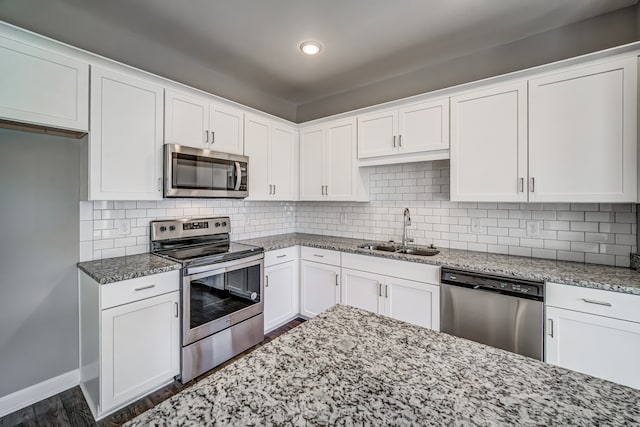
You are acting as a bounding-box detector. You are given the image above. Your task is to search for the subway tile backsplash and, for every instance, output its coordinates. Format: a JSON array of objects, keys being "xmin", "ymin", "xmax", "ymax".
[{"xmin": 80, "ymin": 160, "xmax": 637, "ymax": 267}]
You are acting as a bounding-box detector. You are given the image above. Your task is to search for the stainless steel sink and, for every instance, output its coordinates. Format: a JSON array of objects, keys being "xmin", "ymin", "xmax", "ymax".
[
  {"xmin": 396, "ymin": 247, "xmax": 440, "ymax": 256},
  {"xmin": 358, "ymin": 243, "xmax": 439, "ymax": 256}
]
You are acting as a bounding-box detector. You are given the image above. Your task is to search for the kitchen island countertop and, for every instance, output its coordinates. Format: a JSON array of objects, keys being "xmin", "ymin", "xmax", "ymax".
[
  {"xmin": 239, "ymin": 233, "xmax": 640, "ymax": 295},
  {"xmin": 125, "ymin": 304, "xmax": 640, "ymax": 426}
]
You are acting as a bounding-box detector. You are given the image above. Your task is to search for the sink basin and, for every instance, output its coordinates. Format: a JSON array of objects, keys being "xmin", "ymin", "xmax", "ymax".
[
  {"xmin": 358, "ymin": 243, "xmax": 397, "ymax": 252},
  {"xmin": 396, "ymin": 247, "xmax": 440, "ymax": 256}
]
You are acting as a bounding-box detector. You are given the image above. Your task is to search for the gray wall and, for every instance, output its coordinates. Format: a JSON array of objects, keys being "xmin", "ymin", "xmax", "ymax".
[
  {"xmin": 0, "ymin": 129, "xmax": 81, "ymax": 398},
  {"xmin": 297, "ymin": 4, "xmax": 640, "ymax": 122}
]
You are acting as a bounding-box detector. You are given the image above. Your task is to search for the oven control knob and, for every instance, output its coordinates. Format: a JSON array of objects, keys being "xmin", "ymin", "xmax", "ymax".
[
  {"xmin": 159, "ymin": 226, "xmax": 167, "ymax": 232},
  {"xmin": 222, "ymin": 221, "xmax": 227, "ymax": 226},
  {"xmin": 169, "ymin": 226, "xmax": 176, "ymax": 231},
  {"xmin": 215, "ymin": 222, "xmax": 221, "ymax": 227}
]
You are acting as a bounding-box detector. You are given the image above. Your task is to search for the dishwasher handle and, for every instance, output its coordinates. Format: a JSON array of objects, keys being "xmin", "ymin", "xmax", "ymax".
[{"xmin": 441, "ymin": 269, "xmax": 544, "ymax": 301}]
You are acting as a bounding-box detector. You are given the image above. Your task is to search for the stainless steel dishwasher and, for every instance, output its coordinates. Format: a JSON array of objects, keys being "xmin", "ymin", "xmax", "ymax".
[{"xmin": 440, "ymin": 269, "xmax": 544, "ymax": 360}]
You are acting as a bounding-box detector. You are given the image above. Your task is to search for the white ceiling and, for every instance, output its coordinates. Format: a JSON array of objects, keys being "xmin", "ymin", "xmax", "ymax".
[{"xmin": 1, "ymin": 0, "xmax": 637, "ymax": 112}]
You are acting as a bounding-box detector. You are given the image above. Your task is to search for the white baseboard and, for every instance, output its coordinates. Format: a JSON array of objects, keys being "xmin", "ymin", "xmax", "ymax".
[{"xmin": 0, "ymin": 369, "xmax": 80, "ymax": 418}]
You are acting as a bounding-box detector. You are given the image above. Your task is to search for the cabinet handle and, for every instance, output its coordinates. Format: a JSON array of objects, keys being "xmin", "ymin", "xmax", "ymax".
[
  {"xmin": 174, "ymin": 302, "xmax": 179, "ymax": 318},
  {"xmin": 205, "ymin": 130, "xmax": 209, "ymax": 143},
  {"xmin": 385, "ymin": 284, "xmax": 389, "ymax": 298},
  {"xmin": 157, "ymin": 177, "xmax": 162, "ymax": 192},
  {"xmin": 325, "ymin": 185, "xmax": 328, "ymax": 196},
  {"xmin": 393, "ymin": 135, "xmax": 397, "ymax": 148},
  {"xmin": 335, "ymin": 274, "xmax": 339, "ymax": 287},
  {"xmin": 378, "ymin": 283, "xmax": 382, "ymax": 297},
  {"xmin": 134, "ymin": 284, "xmax": 155, "ymax": 291},
  {"xmin": 211, "ymin": 130, "xmax": 215, "ymax": 144},
  {"xmin": 398, "ymin": 134, "xmax": 402, "ymax": 147},
  {"xmin": 518, "ymin": 177, "xmax": 524, "ymax": 193},
  {"xmin": 529, "ymin": 177, "xmax": 535, "ymax": 192},
  {"xmin": 547, "ymin": 318, "xmax": 553, "ymax": 337},
  {"xmin": 313, "ymin": 254, "xmax": 324, "ymax": 258},
  {"xmin": 268, "ymin": 184, "xmax": 272, "ymax": 194},
  {"xmin": 276, "ymin": 254, "xmax": 287, "ymax": 259},
  {"xmin": 581, "ymin": 298, "xmax": 612, "ymax": 307},
  {"xmin": 273, "ymin": 184, "xmax": 276, "ymax": 195},
  {"xmin": 265, "ymin": 275, "xmax": 269, "ymax": 287}
]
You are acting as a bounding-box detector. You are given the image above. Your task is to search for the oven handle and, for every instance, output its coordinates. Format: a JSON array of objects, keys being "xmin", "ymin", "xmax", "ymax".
[
  {"xmin": 185, "ymin": 253, "xmax": 264, "ymax": 277},
  {"xmin": 234, "ymin": 161, "xmax": 242, "ymax": 191}
]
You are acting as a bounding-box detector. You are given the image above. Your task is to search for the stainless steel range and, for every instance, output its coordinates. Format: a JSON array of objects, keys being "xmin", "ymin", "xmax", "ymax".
[{"xmin": 150, "ymin": 217, "xmax": 264, "ymax": 383}]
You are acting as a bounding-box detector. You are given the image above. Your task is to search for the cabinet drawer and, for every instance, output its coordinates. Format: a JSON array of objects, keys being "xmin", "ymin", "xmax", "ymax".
[
  {"xmin": 300, "ymin": 247, "xmax": 341, "ymax": 266},
  {"xmin": 265, "ymin": 246, "xmax": 298, "ymax": 267},
  {"xmin": 101, "ymin": 270, "xmax": 180, "ymax": 309},
  {"xmin": 342, "ymin": 252, "xmax": 440, "ymax": 284},
  {"xmin": 546, "ymin": 282, "xmax": 640, "ymax": 323}
]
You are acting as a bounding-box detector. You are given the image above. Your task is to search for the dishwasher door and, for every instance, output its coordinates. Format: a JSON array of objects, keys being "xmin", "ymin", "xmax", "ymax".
[{"xmin": 440, "ymin": 283, "xmax": 544, "ymax": 360}]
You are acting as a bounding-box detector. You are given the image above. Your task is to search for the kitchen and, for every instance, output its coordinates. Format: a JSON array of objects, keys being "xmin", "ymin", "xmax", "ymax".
[{"xmin": 1, "ymin": 0, "xmax": 640, "ymax": 425}]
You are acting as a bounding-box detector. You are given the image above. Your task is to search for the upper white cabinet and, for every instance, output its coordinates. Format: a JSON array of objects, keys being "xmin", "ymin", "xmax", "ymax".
[
  {"xmin": 300, "ymin": 118, "xmax": 368, "ymax": 201},
  {"xmin": 528, "ymin": 57, "xmax": 637, "ymax": 202},
  {"xmin": 89, "ymin": 66, "xmax": 164, "ymax": 200},
  {"xmin": 357, "ymin": 98, "xmax": 449, "ymax": 166},
  {"xmin": 450, "ymin": 81, "xmax": 528, "ymax": 202},
  {"xmin": 165, "ymin": 89, "xmax": 244, "ymax": 155},
  {"xmin": 0, "ymin": 35, "xmax": 88, "ymax": 131},
  {"xmin": 244, "ymin": 114, "xmax": 298, "ymax": 200}
]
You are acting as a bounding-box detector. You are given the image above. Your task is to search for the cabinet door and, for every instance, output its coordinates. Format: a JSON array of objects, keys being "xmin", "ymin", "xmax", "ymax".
[
  {"xmin": 270, "ymin": 124, "xmax": 297, "ymax": 200},
  {"xmin": 546, "ymin": 306, "xmax": 640, "ymax": 389},
  {"xmin": 357, "ymin": 108, "xmax": 398, "ymax": 159},
  {"xmin": 264, "ymin": 261, "xmax": 298, "ymax": 332},
  {"xmin": 384, "ymin": 277, "xmax": 440, "ymax": 330},
  {"xmin": 325, "ymin": 118, "xmax": 357, "ymax": 201},
  {"xmin": 299, "ymin": 126, "xmax": 325, "ymax": 200},
  {"xmin": 341, "ymin": 268, "xmax": 383, "ymax": 315},
  {"xmin": 0, "ymin": 35, "xmax": 89, "ymax": 131},
  {"xmin": 300, "ymin": 261, "xmax": 340, "ymax": 318},
  {"xmin": 210, "ymin": 103, "xmax": 244, "ymax": 155},
  {"xmin": 164, "ymin": 89, "xmax": 209, "ymax": 148},
  {"xmin": 244, "ymin": 114, "xmax": 271, "ymax": 200},
  {"xmin": 398, "ymin": 98, "xmax": 449, "ymax": 154},
  {"xmin": 450, "ymin": 81, "xmax": 528, "ymax": 202},
  {"xmin": 529, "ymin": 58, "xmax": 637, "ymax": 202},
  {"xmin": 101, "ymin": 291, "xmax": 180, "ymax": 412},
  {"xmin": 90, "ymin": 66, "xmax": 163, "ymax": 200}
]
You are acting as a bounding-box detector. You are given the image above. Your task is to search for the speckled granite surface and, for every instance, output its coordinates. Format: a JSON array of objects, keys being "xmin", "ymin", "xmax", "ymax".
[
  {"xmin": 239, "ymin": 233, "xmax": 640, "ymax": 295},
  {"xmin": 77, "ymin": 254, "xmax": 181, "ymax": 284},
  {"xmin": 125, "ymin": 305, "xmax": 640, "ymax": 426}
]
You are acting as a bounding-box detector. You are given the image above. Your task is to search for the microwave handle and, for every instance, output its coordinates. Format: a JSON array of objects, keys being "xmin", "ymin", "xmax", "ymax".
[{"xmin": 234, "ymin": 162, "xmax": 242, "ymax": 191}]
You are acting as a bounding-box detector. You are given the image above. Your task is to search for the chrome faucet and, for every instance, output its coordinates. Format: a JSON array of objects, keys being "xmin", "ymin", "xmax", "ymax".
[{"xmin": 402, "ymin": 208, "xmax": 414, "ymax": 248}]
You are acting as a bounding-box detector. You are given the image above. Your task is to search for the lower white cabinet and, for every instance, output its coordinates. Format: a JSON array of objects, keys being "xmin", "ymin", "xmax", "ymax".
[
  {"xmin": 342, "ymin": 267, "xmax": 440, "ymax": 330},
  {"xmin": 545, "ymin": 283, "xmax": 640, "ymax": 389},
  {"xmin": 79, "ymin": 270, "xmax": 180, "ymax": 419},
  {"xmin": 264, "ymin": 247, "xmax": 299, "ymax": 332},
  {"xmin": 300, "ymin": 260, "xmax": 341, "ymax": 318}
]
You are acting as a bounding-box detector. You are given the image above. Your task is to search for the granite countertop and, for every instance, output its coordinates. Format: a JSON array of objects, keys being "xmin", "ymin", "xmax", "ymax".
[
  {"xmin": 125, "ymin": 304, "xmax": 640, "ymax": 426},
  {"xmin": 77, "ymin": 253, "xmax": 181, "ymax": 285},
  {"xmin": 239, "ymin": 233, "xmax": 640, "ymax": 295}
]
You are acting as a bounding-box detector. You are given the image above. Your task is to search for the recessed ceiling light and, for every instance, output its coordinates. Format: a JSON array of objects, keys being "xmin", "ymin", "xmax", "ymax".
[{"xmin": 300, "ymin": 41, "xmax": 322, "ymax": 56}]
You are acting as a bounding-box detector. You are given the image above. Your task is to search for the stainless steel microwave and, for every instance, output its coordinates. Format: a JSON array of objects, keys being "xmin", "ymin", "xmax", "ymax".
[{"xmin": 164, "ymin": 144, "xmax": 248, "ymax": 198}]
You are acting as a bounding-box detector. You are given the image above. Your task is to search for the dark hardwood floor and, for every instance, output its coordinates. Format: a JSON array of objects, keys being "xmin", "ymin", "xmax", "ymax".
[{"xmin": 0, "ymin": 318, "xmax": 305, "ymax": 427}]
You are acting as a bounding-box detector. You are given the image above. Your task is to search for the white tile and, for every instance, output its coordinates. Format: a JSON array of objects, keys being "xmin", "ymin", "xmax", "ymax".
[
  {"xmin": 79, "ymin": 221, "xmax": 93, "ymax": 242},
  {"xmin": 79, "ymin": 202, "xmax": 93, "ymax": 220}
]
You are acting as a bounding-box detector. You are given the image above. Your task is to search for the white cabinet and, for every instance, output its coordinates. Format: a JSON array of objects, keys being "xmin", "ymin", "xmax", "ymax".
[
  {"xmin": 101, "ymin": 291, "xmax": 180, "ymax": 411},
  {"xmin": 89, "ymin": 66, "xmax": 164, "ymax": 200},
  {"xmin": 357, "ymin": 98, "xmax": 449, "ymax": 165},
  {"xmin": 0, "ymin": 34, "xmax": 89, "ymax": 131},
  {"xmin": 79, "ymin": 270, "xmax": 180, "ymax": 419},
  {"xmin": 300, "ymin": 248, "xmax": 341, "ymax": 318},
  {"xmin": 545, "ymin": 282, "xmax": 640, "ymax": 389},
  {"xmin": 450, "ymin": 81, "xmax": 528, "ymax": 202},
  {"xmin": 341, "ymin": 266, "xmax": 440, "ymax": 330},
  {"xmin": 299, "ymin": 118, "xmax": 368, "ymax": 201},
  {"xmin": 528, "ymin": 57, "xmax": 637, "ymax": 202},
  {"xmin": 244, "ymin": 114, "xmax": 298, "ymax": 200},
  {"xmin": 165, "ymin": 89, "xmax": 244, "ymax": 155},
  {"xmin": 264, "ymin": 247, "xmax": 299, "ymax": 332}
]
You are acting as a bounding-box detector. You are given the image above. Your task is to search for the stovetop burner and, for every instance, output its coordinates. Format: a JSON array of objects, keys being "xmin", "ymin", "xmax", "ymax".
[{"xmin": 155, "ymin": 241, "xmax": 262, "ymax": 265}]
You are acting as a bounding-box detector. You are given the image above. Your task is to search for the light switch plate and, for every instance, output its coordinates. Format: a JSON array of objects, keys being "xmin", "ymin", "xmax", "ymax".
[
  {"xmin": 526, "ymin": 220, "xmax": 542, "ymax": 237},
  {"xmin": 117, "ymin": 219, "xmax": 131, "ymax": 236},
  {"xmin": 470, "ymin": 218, "xmax": 481, "ymax": 234}
]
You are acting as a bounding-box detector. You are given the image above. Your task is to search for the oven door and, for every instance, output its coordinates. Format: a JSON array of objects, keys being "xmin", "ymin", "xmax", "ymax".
[
  {"xmin": 183, "ymin": 254, "xmax": 263, "ymax": 345},
  {"xmin": 165, "ymin": 143, "xmax": 248, "ymax": 198}
]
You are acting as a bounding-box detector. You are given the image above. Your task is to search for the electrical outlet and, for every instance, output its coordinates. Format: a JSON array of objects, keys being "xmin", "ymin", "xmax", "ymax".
[
  {"xmin": 526, "ymin": 220, "xmax": 542, "ymax": 237},
  {"xmin": 470, "ymin": 218, "xmax": 481, "ymax": 234},
  {"xmin": 340, "ymin": 213, "xmax": 348, "ymax": 225},
  {"xmin": 117, "ymin": 219, "xmax": 131, "ymax": 236}
]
